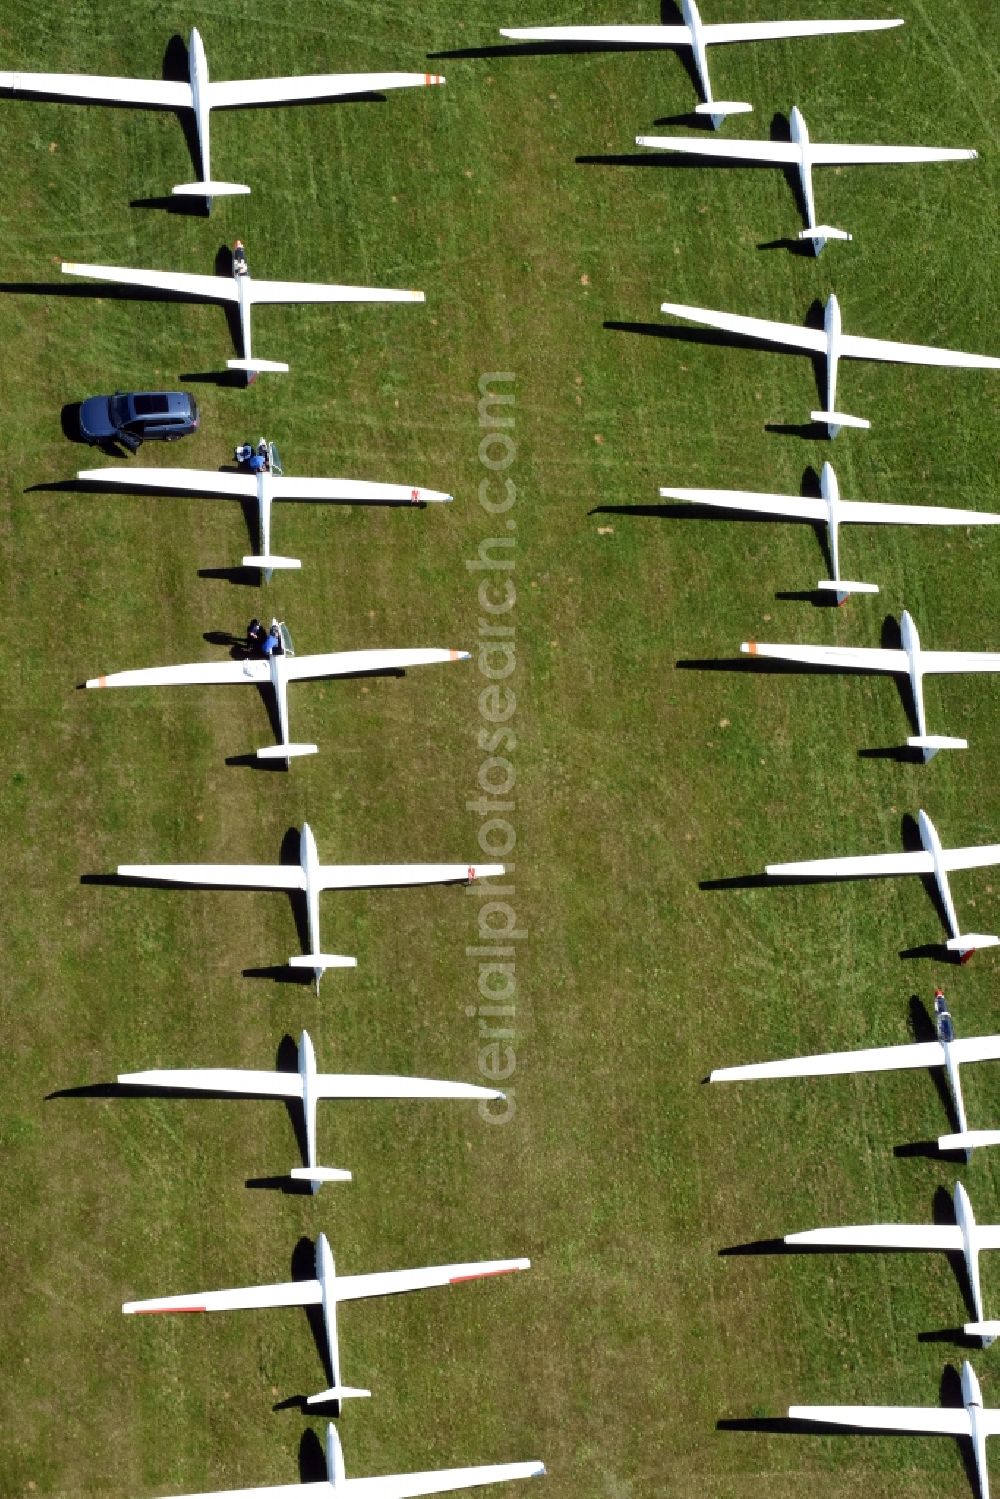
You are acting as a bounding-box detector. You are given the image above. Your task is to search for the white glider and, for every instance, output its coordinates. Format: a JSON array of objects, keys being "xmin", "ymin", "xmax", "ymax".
[
  {"xmin": 765, "ymin": 809, "xmax": 1000, "ymax": 961},
  {"xmin": 789, "ymin": 1361, "xmax": 996, "ymax": 1499},
  {"xmin": 660, "ymin": 460, "xmax": 1000, "ymax": 603},
  {"xmin": 660, "ymin": 292, "xmax": 1000, "ymax": 436},
  {"xmin": 742, "ymin": 609, "xmax": 1000, "ymax": 761},
  {"xmin": 116, "ymin": 822, "xmax": 503, "ymax": 990},
  {"xmin": 87, "ymin": 623, "xmax": 469, "ymax": 766},
  {"xmin": 124, "ymin": 1232, "xmax": 529, "ymax": 1407},
  {"xmin": 61, "ymin": 242, "xmax": 424, "ymax": 381},
  {"xmin": 501, "ymin": 0, "xmax": 900, "ymax": 129},
  {"xmin": 710, "ymin": 989, "xmax": 1000, "ymax": 1160},
  {"xmin": 137, "ymin": 1420, "xmax": 543, "ymax": 1499},
  {"xmin": 77, "ymin": 439, "xmax": 452, "ymax": 581},
  {"xmin": 0, "ymin": 28, "xmax": 443, "ymax": 205},
  {"xmin": 786, "ymin": 1182, "xmax": 1000, "ymax": 1345},
  {"xmin": 637, "ymin": 105, "xmax": 976, "ymax": 253},
  {"xmin": 118, "ymin": 1029, "xmax": 503, "ymax": 1193}
]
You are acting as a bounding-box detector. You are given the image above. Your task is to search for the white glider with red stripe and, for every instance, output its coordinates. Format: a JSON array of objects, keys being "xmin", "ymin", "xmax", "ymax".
[
  {"xmin": 502, "ymin": 0, "xmax": 900, "ymax": 129},
  {"xmin": 742, "ymin": 609, "xmax": 1000, "ymax": 760},
  {"xmin": 124, "ymin": 1232, "xmax": 529, "ymax": 1407},
  {"xmin": 75, "ymin": 457, "xmax": 451, "ymax": 581},
  {"xmin": 1, "ymin": 28, "xmax": 443, "ymax": 205},
  {"xmin": 87, "ymin": 640, "xmax": 469, "ymax": 765},
  {"xmin": 118, "ymin": 1030, "xmax": 504, "ymax": 1193},
  {"xmin": 116, "ymin": 822, "xmax": 503, "ymax": 990}
]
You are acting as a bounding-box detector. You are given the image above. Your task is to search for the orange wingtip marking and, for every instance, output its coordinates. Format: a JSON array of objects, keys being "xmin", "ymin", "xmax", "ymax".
[
  {"xmin": 133, "ymin": 1306, "xmax": 207, "ymax": 1314},
  {"xmin": 449, "ymin": 1268, "xmax": 521, "ymax": 1284},
  {"xmin": 747, "ymin": 642, "xmax": 757, "ymax": 657},
  {"xmin": 449, "ymin": 649, "xmax": 461, "ymax": 660},
  {"xmin": 98, "ymin": 675, "xmax": 108, "ymax": 687},
  {"xmin": 426, "ymin": 73, "xmax": 445, "ymax": 85}
]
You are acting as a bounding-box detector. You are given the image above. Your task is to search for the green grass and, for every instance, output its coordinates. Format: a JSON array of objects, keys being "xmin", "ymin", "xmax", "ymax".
[{"xmin": 0, "ymin": 1, "xmax": 998, "ymax": 1496}]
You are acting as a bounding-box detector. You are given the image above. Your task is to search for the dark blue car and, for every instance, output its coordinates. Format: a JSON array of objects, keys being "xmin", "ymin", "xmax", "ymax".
[{"xmin": 78, "ymin": 391, "xmax": 200, "ymax": 450}]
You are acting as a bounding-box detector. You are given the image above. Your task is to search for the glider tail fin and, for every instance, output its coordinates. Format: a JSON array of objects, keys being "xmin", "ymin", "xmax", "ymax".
[
  {"xmin": 289, "ymin": 953, "xmax": 358, "ymax": 995},
  {"xmin": 816, "ymin": 579, "xmax": 880, "ymax": 606},
  {"xmin": 289, "ymin": 1166, "xmax": 353, "ymax": 1192},
  {"xmin": 256, "ymin": 744, "xmax": 319, "ymax": 762},
  {"xmin": 305, "ymin": 1384, "xmax": 372, "ymax": 1409},
  {"xmin": 964, "ymin": 1321, "xmax": 1000, "ymax": 1345},
  {"xmin": 907, "ymin": 734, "xmax": 968, "ymax": 762},
  {"xmin": 940, "ymin": 1128, "xmax": 1000, "ymax": 1153},
  {"xmin": 810, "ymin": 409, "xmax": 872, "ymax": 438},
  {"xmin": 289, "ymin": 954, "xmax": 358, "ymax": 970},
  {"xmin": 227, "ymin": 358, "xmax": 290, "ymax": 374},
  {"xmin": 172, "ymin": 180, "xmax": 251, "ymax": 199},
  {"xmin": 242, "ymin": 554, "xmax": 302, "ymax": 578},
  {"xmin": 798, "ymin": 225, "xmax": 852, "ymax": 256},
  {"xmin": 945, "ymin": 934, "xmax": 1000, "ymax": 962},
  {"xmin": 694, "ymin": 100, "xmax": 752, "ymax": 128}
]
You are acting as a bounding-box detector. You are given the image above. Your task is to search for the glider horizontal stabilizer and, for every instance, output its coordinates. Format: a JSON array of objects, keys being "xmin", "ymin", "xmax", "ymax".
[
  {"xmin": 256, "ymin": 744, "xmax": 318, "ymax": 761},
  {"xmin": 227, "ymin": 357, "xmax": 290, "ymax": 374},
  {"xmin": 242, "ymin": 554, "xmax": 302, "ymax": 572},
  {"xmin": 811, "ymin": 408, "xmax": 871, "ymax": 430},
  {"xmin": 306, "ymin": 1383, "xmax": 371, "ymax": 1406},
  {"xmin": 945, "ymin": 934, "xmax": 1000, "ymax": 953},
  {"xmin": 287, "ymin": 953, "xmax": 357, "ymax": 970},
  {"xmin": 816, "ymin": 579, "xmax": 879, "ymax": 595},
  {"xmin": 172, "ymin": 180, "xmax": 250, "ymax": 198},
  {"xmin": 908, "ymin": 735, "xmax": 968, "ymax": 753},
  {"xmin": 799, "ymin": 226, "xmax": 852, "ymax": 243},
  {"xmin": 289, "ymin": 1166, "xmax": 353, "ymax": 1185},
  {"xmin": 940, "ymin": 1131, "xmax": 1000, "ymax": 1151}
]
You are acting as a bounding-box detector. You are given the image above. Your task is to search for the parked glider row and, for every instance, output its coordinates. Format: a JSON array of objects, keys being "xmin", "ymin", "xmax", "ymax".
[
  {"xmin": 6, "ymin": 28, "xmax": 543, "ymax": 1499},
  {"xmin": 3, "ymin": 33, "xmax": 439, "ymax": 380},
  {"xmin": 505, "ymin": 5, "xmax": 997, "ymax": 431},
  {"xmin": 499, "ymin": 10, "xmax": 1000, "ymax": 1494},
  {"xmin": 508, "ymin": 3, "xmax": 978, "ymax": 254},
  {"xmin": 713, "ymin": 995, "xmax": 1000, "ymax": 1497}
]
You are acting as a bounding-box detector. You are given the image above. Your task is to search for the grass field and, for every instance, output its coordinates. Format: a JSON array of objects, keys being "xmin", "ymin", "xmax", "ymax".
[{"xmin": 0, "ymin": 2, "xmax": 998, "ymax": 1496}]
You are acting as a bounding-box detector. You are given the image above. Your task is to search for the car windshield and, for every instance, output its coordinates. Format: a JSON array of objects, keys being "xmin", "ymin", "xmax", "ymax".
[{"xmin": 109, "ymin": 394, "xmax": 130, "ymax": 427}]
